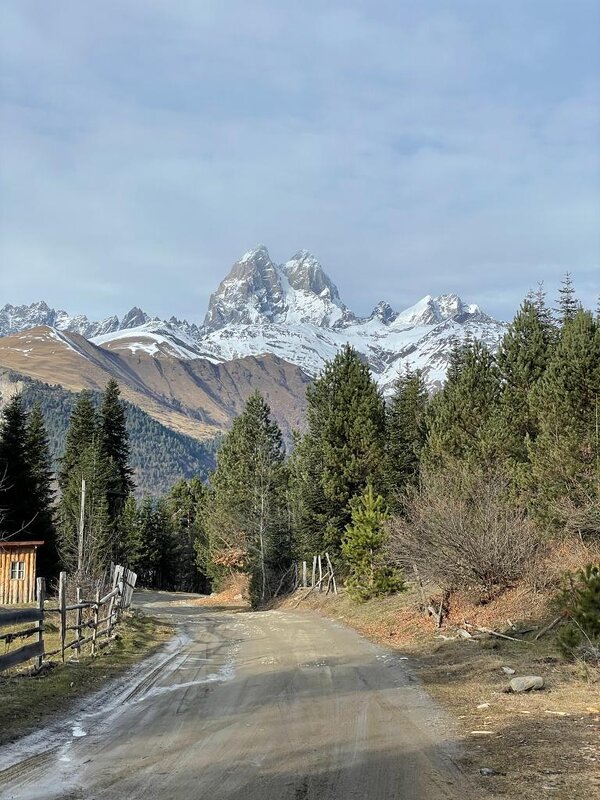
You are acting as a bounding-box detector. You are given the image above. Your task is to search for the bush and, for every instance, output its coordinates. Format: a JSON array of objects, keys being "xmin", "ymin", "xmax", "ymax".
[
  {"xmin": 557, "ymin": 564, "xmax": 600, "ymax": 664},
  {"xmin": 387, "ymin": 467, "xmax": 541, "ymax": 596}
]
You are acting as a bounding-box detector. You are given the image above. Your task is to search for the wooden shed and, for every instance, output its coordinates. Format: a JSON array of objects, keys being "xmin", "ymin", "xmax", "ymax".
[{"xmin": 0, "ymin": 541, "xmax": 44, "ymax": 604}]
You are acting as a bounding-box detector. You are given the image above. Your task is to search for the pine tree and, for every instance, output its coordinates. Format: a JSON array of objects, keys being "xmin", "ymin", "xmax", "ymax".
[
  {"xmin": 493, "ymin": 299, "xmax": 554, "ymax": 468},
  {"xmin": 295, "ymin": 345, "xmax": 387, "ymax": 559},
  {"xmin": 58, "ymin": 390, "xmax": 98, "ymax": 488},
  {"xmin": 423, "ymin": 339, "xmax": 501, "ymax": 469},
  {"xmin": 0, "ymin": 395, "xmax": 36, "ymax": 539},
  {"xmin": 166, "ymin": 477, "xmax": 208, "ymax": 592},
  {"xmin": 385, "ymin": 367, "xmax": 428, "ymax": 506},
  {"xmin": 57, "ymin": 391, "xmax": 114, "ymax": 576},
  {"xmin": 528, "ymin": 309, "xmax": 600, "ymax": 530},
  {"xmin": 556, "ymin": 272, "xmax": 580, "ymax": 325},
  {"xmin": 203, "ymin": 391, "xmax": 289, "ymax": 605},
  {"xmin": 341, "ymin": 484, "xmax": 403, "ymax": 601},
  {"xmin": 57, "ymin": 440, "xmax": 113, "ymax": 576},
  {"xmin": 25, "ymin": 403, "xmax": 59, "ymax": 577},
  {"xmin": 99, "ymin": 379, "xmax": 134, "ymax": 519}
]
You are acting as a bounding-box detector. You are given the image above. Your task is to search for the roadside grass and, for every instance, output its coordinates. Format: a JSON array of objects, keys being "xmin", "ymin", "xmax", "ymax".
[
  {"xmin": 283, "ymin": 585, "xmax": 600, "ymax": 799},
  {"xmin": 0, "ymin": 610, "xmax": 172, "ymax": 746}
]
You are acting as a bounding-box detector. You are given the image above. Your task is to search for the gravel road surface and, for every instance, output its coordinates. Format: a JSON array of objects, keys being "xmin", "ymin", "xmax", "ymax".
[{"xmin": 0, "ymin": 592, "xmax": 480, "ymax": 799}]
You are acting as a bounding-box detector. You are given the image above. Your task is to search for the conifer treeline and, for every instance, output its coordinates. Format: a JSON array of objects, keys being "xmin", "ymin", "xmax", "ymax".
[
  {"xmin": 1, "ymin": 276, "xmax": 597, "ymax": 603},
  {"xmin": 190, "ymin": 277, "xmax": 599, "ymax": 605}
]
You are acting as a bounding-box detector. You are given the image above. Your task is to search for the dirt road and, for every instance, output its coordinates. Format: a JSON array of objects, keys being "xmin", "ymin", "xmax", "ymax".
[{"xmin": 0, "ymin": 592, "xmax": 480, "ymax": 799}]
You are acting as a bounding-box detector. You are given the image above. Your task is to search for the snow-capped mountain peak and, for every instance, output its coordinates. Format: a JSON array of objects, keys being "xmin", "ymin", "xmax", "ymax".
[
  {"xmin": 203, "ymin": 246, "xmax": 353, "ymax": 330},
  {"xmin": 392, "ymin": 293, "xmax": 481, "ymax": 328},
  {"xmin": 0, "ymin": 246, "xmax": 508, "ymax": 391}
]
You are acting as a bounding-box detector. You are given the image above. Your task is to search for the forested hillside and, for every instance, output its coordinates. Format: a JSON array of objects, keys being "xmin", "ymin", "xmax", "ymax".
[{"xmin": 1, "ymin": 374, "xmax": 218, "ymax": 495}]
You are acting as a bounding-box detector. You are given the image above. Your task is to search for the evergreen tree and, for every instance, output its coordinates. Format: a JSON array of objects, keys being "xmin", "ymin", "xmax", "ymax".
[
  {"xmin": 423, "ymin": 339, "xmax": 501, "ymax": 469},
  {"xmin": 0, "ymin": 395, "xmax": 36, "ymax": 539},
  {"xmin": 385, "ymin": 367, "xmax": 428, "ymax": 505},
  {"xmin": 555, "ymin": 272, "xmax": 580, "ymax": 325},
  {"xmin": 493, "ymin": 299, "xmax": 554, "ymax": 468},
  {"xmin": 25, "ymin": 403, "xmax": 59, "ymax": 577},
  {"xmin": 99, "ymin": 379, "xmax": 134, "ymax": 519},
  {"xmin": 341, "ymin": 484, "xmax": 403, "ymax": 601},
  {"xmin": 131, "ymin": 497, "xmax": 173, "ymax": 589},
  {"xmin": 294, "ymin": 345, "xmax": 386, "ymax": 559},
  {"xmin": 58, "ymin": 390, "xmax": 98, "ymax": 488},
  {"xmin": 528, "ymin": 309, "xmax": 600, "ymax": 531},
  {"xmin": 57, "ymin": 390, "xmax": 114, "ymax": 576},
  {"xmin": 203, "ymin": 391, "xmax": 289, "ymax": 605},
  {"xmin": 57, "ymin": 440, "xmax": 113, "ymax": 576},
  {"xmin": 166, "ymin": 477, "xmax": 209, "ymax": 592}
]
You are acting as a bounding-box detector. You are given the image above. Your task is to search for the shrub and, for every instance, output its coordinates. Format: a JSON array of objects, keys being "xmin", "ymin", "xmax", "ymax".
[{"xmin": 387, "ymin": 467, "xmax": 541, "ymax": 597}]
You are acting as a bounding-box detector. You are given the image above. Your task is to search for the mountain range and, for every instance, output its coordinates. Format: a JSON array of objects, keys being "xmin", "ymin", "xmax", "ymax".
[{"xmin": 1, "ymin": 245, "xmax": 507, "ymax": 394}]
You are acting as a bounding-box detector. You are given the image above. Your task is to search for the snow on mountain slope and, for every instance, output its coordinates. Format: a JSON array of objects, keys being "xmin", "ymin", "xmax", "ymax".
[
  {"xmin": 0, "ymin": 301, "xmax": 153, "ymax": 339},
  {"xmin": 3, "ymin": 246, "xmax": 508, "ymax": 391},
  {"xmin": 93, "ymin": 320, "xmax": 219, "ymax": 361}
]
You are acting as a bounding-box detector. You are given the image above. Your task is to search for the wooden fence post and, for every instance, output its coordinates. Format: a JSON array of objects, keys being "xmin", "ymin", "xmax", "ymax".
[
  {"xmin": 318, "ymin": 555, "xmax": 323, "ymax": 592},
  {"xmin": 35, "ymin": 577, "xmax": 45, "ymax": 670},
  {"xmin": 325, "ymin": 553, "xmax": 337, "ymax": 595},
  {"xmin": 311, "ymin": 556, "xmax": 317, "ymax": 588},
  {"xmin": 107, "ymin": 564, "xmax": 122, "ymax": 635},
  {"xmin": 91, "ymin": 587, "xmax": 99, "ymax": 657},
  {"xmin": 302, "ymin": 561, "xmax": 307, "ymax": 588},
  {"xmin": 74, "ymin": 587, "xmax": 82, "ymax": 659},
  {"xmin": 58, "ymin": 571, "xmax": 67, "ymax": 663}
]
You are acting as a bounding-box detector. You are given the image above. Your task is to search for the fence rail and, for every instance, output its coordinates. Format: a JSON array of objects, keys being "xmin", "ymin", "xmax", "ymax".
[{"xmin": 0, "ymin": 564, "xmax": 137, "ymax": 673}]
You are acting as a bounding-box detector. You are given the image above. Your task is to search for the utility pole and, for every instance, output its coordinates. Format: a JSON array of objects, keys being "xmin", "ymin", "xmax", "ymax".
[{"xmin": 77, "ymin": 478, "xmax": 86, "ymax": 573}]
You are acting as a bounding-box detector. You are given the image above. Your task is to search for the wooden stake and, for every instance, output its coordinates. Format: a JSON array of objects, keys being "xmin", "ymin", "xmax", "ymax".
[
  {"xmin": 91, "ymin": 587, "xmax": 100, "ymax": 657},
  {"xmin": 77, "ymin": 478, "xmax": 86, "ymax": 573},
  {"xmin": 311, "ymin": 556, "xmax": 317, "ymax": 588},
  {"xmin": 58, "ymin": 571, "xmax": 67, "ymax": 663},
  {"xmin": 74, "ymin": 587, "xmax": 82, "ymax": 658},
  {"xmin": 302, "ymin": 560, "xmax": 307, "ymax": 588},
  {"xmin": 318, "ymin": 555, "xmax": 323, "ymax": 592},
  {"xmin": 35, "ymin": 577, "xmax": 45, "ymax": 670},
  {"xmin": 325, "ymin": 553, "xmax": 337, "ymax": 595}
]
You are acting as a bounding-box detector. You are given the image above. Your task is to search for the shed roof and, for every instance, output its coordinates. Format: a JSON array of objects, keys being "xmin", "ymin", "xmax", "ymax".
[{"xmin": 0, "ymin": 541, "xmax": 44, "ymax": 548}]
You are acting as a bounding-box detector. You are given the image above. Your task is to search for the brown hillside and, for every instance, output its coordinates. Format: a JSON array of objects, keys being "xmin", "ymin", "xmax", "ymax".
[{"xmin": 0, "ymin": 327, "xmax": 310, "ymax": 441}]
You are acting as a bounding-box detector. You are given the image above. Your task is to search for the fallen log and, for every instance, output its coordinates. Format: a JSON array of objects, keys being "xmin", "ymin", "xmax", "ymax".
[{"xmin": 463, "ymin": 620, "xmax": 534, "ymax": 644}]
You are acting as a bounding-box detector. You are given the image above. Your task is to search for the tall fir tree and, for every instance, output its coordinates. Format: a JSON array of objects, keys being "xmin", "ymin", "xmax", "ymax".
[
  {"xmin": 493, "ymin": 298, "xmax": 555, "ymax": 469},
  {"xmin": 294, "ymin": 345, "xmax": 386, "ymax": 559},
  {"xmin": 385, "ymin": 367, "xmax": 428, "ymax": 506},
  {"xmin": 58, "ymin": 390, "xmax": 98, "ymax": 488},
  {"xmin": 166, "ymin": 477, "xmax": 209, "ymax": 592},
  {"xmin": 423, "ymin": 339, "xmax": 501, "ymax": 470},
  {"xmin": 202, "ymin": 391, "xmax": 289, "ymax": 605},
  {"xmin": 555, "ymin": 272, "xmax": 580, "ymax": 325},
  {"xmin": 57, "ymin": 390, "xmax": 113, "ymax": 576},
  {"xmin": 0, "ymin": 396, "xmax": 36, "ymax": 540},
  {"xmin": 25, "ymin": 403, "xmax": 59, "ymax": 577},
  {"xmin": 57, "ymin": 440, "xmax": 113, "ymax": 576},
  {"xmin": 528, "ymin": 309, "xmax": 600, "ymax": 531},
  {"xmin": 99, "ymin": 379, "xmax": 134, "ymax": 520}
]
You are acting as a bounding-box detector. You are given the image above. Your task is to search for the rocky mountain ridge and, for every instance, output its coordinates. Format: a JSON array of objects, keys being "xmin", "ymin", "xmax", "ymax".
[{"xmin": 0, "ymin": 246, "xmax": 508, "ymax": 390}]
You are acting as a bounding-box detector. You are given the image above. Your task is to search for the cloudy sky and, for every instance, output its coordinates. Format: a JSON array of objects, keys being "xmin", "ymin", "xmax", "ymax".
[{"xmin": 1, "ymin": 1, "xmax": 599, "ymax": 323}]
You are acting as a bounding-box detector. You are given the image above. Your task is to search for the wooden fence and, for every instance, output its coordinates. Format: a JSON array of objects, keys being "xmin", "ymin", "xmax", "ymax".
[
  {"xmin": 296, "ymin": 553, "xmax": 338, "ymax": 594},
  {"xmin": 0, "ymin": 564, "xmax": 137, "ymax": 674}
]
